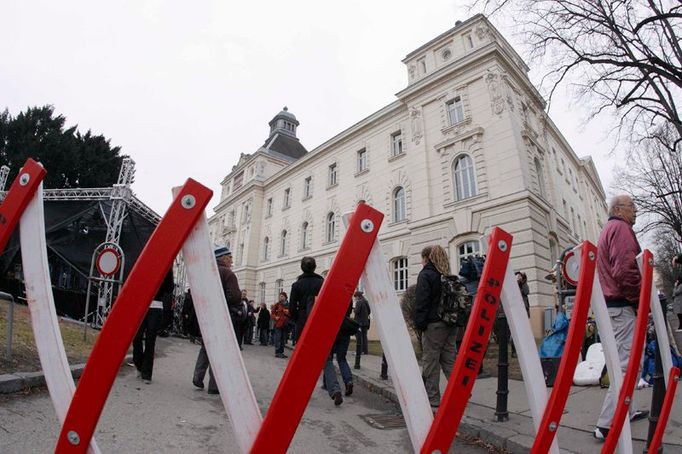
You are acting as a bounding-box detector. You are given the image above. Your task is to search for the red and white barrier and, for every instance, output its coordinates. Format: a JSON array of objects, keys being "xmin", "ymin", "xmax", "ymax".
[{"xmin": 1, "ymin": 158, "xmax": 678, "ymax": 453}]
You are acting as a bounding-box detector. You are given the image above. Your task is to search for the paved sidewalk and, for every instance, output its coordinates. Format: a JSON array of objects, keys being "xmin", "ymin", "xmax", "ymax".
[{"xmin": 342, "ymin": 349, "xmax": 681, "ymax": 454}]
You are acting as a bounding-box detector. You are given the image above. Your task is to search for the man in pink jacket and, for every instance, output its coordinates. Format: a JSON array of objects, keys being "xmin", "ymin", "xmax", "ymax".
[{"xmin": 594, "ymin": 195, "xmax": 649, "ymax": 441}]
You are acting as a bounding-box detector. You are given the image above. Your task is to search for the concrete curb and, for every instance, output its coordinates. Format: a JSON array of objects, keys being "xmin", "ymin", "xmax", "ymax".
[
  {"xmin": 0, "ymin": 354, "xmax": 133, "ymax": 394},
  {"xmin": 348, "ymin": 365, "xmax": 579, "ymax": 454}
]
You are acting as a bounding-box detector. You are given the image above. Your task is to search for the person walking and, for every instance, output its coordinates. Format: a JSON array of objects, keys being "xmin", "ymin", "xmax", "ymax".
[
  {"xmin": 322, "ymin": 301, "xmax": 354, "ymax": 406},
  {"xmin": 353, "ymin": 291, "xmax": 371, "ymax": 355},
  {"xmin": 414, "ymin": 245, "xmax": 457, "ymax": 410},
  {"xmin": 245, "ymin": 299, "xmax": 256, "ymax": 345},
  {"xmin": 256, "ymin": 302, "xmax": 271, "ymax": 346},
  {"xmin": 235, "ymin": 290, "xmax": 249, "ymax": 347},
  {"xmin": 272, "ymin": 292, "xmax": 290, "ymax": 358},
  {"xmin": 289, "ymin": 256, "xmax": 324, "ymax": 342},
  {"xmin": 594, "ymin": 195, "xmax": 648, "ymax": 440},
  {"xmin": 673, "ymin": 276, "xmax": 682, "ymax": 332},
  {"xmin": 133, "ymin": 270, "xmax": 174, "ymax": 384},
  {"xmin": 192, "ymin": 245, "xmax": 241, "ymax": 394}
]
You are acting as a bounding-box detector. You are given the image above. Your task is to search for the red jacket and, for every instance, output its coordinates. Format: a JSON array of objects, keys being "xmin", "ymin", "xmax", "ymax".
[
  {"xmin": 271, "ymin": 302, "xmax": 290, "ymax": 329},
  {"xmin": 597, "ymin": 217, "xmax": 641, "ymax": 304}
]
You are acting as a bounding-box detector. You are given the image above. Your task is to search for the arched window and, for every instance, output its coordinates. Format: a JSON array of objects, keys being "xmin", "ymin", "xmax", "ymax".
[
  {"xmin": 453, "ymin": 155, "xmax": 476, "ymax": 200},
  {"xmin": 457, "ymin": 240, "xmax": 481, "ymax": 273},
  {"xmin": 280, "ymin": 230, "xmax": 287, "ymax": 256},
  {"xmin": 534, "ymin": 157, "xmax": 546, "ymax": 198},
  {"xmin": 263, "ymin": 237, "xmax": 270, "ymax": 261},
  {"xmin": 393, "ymin": 186, "xmax": 406, "ymax": 222},
  {"xmin": 301, "ymin": 222, "xmax": 310, "ymax": 250},
  {"xmin": 549, "ymin": 237, "xmax": 558, "ymax": 266},
  {"xmin": 326, "ymin": 212, "xmax": 336, "ymax": 243},
  {"xmin": 258, "ymin": 282, "xmax": 266, "ymax": 304},
  {"xmin": 392, "ymin": 257, "xmax": 409, "ymax": 291}
]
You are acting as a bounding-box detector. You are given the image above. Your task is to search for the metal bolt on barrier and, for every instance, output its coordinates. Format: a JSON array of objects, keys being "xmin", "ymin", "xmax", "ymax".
[
  {"xmin": 19, "ymin": 173, "xmax": 30, "ymax": 185},
  {"xmin": 361, "ymin": 219, "xmax": 374, "ymax": 232},
  {"xmin": 67, "ymin": 431, "xmax": 80, "ymax": 446},
  {"xmin": 588, "ymin": 251, "xmax": 595, "ymax": 261},
  {"xmin": 498, "ymin": 240, "xmax": 508, "ymax": 252},
  {"xmin": 624, "ymin": 396, "xmax": 631, "ymax": 405},
  {"xmin": 181, "ymin": 194, "xmax": 196, "ymax": 209},
  {"xmin": 549, "ymin": 422, "xmax": 557, "ymax": 432}
]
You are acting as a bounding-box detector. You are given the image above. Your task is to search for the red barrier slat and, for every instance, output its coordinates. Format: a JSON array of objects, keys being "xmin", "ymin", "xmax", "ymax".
[
  {"xmin": 250, "ymin": 203, "xmax": 383, "ymax": 453},
  {"xmin": 647, "ymin": 367, "xmax": 680, "ymax": 453},
  {"xmin": 420, "ymin": 227, "xmax": 512, "ymax": 454},
  {"xmin": 54, "ymin": 179, "xmax": 212, "ymax": 454},
  {"xmin": 531, "ymin": 241, "xmax": 597, "ymax": 454},
  {"xmin": 0, "ymin": 159, "xmax": 46, "ymax": 253},
  {"xmin": 602, "ymin": 249, "xmax": 654, "ymax": 454}
]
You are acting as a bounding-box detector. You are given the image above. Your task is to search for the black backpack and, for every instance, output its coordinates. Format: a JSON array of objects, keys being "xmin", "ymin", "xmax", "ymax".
[{"xmin": 437, "ymin": 275, "xmax": 471, "ymax": 327}]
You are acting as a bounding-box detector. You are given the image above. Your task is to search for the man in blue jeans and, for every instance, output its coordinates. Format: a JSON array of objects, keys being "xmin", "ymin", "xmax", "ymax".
[
  {"xmin": 272, "ymin": 292, "xmax": 290, "ymax": 358},
  {"xmin": 322, "ymin": 301, "xmax": 354, "ymax": 406}
]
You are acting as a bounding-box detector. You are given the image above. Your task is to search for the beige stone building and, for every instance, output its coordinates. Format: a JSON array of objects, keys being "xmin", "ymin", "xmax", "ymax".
[{"xmin": 208, "ymin": 14, "xmax": 607, "ymax": 338}]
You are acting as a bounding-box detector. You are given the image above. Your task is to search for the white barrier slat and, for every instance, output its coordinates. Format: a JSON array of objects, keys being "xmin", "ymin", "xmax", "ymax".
[
  {"xmin": 500, "ymin": 265, "xmax": 559, "ymax": 454},
  {"xmin": 181, "ymin": 212, "xmax": 262, "ymax": 453},
  {"xmin": 590, "ymin": 273, "xmax": 633, "ymax": 454},
  {"xmin": 637, "ymin": 257, "xmax": 673, "ymax": 388},
  {"xmin": 19, "ymin": 185, "xmax": 101, "ymax": 454},
  {"xmin": 360, "ymin": 238, "xmax": 433, "ymax": 452}
]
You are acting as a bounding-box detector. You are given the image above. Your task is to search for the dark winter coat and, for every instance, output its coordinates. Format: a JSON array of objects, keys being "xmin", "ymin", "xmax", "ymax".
[
  {"xmin": 414, "ymin": 261, "xmax": 442, "ymax": 332},
  {"xmin": 217, "ymin": 263, "xmax": 242, "ymax": 320},
  {"xmin": 353, "ymin": 297, "xmax": 371, "ymax": 328},
  {"xmin": 289, "ymin": 272, "xmax": 324, "ymax": 320},
  {"xmin": 257, "ymin": 307, "xmax": 271, "ymax": 329}
]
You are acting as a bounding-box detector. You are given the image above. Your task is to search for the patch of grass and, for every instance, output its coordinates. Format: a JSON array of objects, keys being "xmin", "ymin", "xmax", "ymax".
[
  {"xmin": 348, "ymin": 339, "xmax": 384, "ymax": 357},
  {"xmin": 352, "ymin": 331, "xmax": 527, "ymax": 381},
  {"xmin": 0, "ymin": 300, "xmax": 98, "ymax": 375}
]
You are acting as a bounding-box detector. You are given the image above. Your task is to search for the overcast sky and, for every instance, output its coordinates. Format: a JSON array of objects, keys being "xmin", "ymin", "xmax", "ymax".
[{"xmin": 1, "ymin": 0, "xmax": 617, "ymax": 216}]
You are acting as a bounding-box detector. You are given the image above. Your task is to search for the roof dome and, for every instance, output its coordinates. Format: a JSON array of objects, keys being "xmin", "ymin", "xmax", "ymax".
[{"xmin": 269, "ymin": 106, "xmax": 299, "ymax": 126}]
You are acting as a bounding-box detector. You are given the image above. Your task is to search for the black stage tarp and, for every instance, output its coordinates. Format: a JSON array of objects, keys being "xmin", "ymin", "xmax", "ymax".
[{"xmin": 0, "ymin": 198, "xmax": 157, "ymax": 319}]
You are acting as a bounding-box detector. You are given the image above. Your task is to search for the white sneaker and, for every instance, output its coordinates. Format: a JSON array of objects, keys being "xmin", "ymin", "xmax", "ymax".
[{"xmin": 636, "ymin": 378, "xmax": 650, "ymax": 389}]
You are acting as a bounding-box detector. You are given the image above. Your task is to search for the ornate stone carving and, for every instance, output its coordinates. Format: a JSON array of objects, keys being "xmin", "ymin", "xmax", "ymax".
[
  {"xmin": 410, "ymin": 106, "xmax": 423, "ymax": 145},
  {"xmin": 475, "ymin": 24, "xmax": 495, "ymax": 42},
  {"xmin": 484, "ymin": 68, "xmax": 513, "ymax": 116}
]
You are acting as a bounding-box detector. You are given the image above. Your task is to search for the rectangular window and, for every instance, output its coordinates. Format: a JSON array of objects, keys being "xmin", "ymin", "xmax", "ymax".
[
  {"xmin": 357, "ymin": 148, "xmax": 368, "ymax": 173},
  {"xmin": 233, "ymin": 171, "xmax": 244, "ymax": 190},
  {"xmin": 283, "ymin": 188, "xmax": 290, "ymax": 209},
  {"xmin": 393, "ymin": 257, "xmax": 408, "ymax": 291},
  {"xmin": 465, "ymin": 33, "xmax": 474, "ymax": 49},
  {"xmin": 446, "ymin": 97, "xmax": 465, "ymax": 125},
  {"xmin": 266, "ymin": 198, "xmax": 273, "ymax": 217},
  {"xmin": 303, "ymin": 176, "xmax": 312, "ymax": 199},
  {"xmin": 417, "ymin": 57, "xmax": 426, "ymax": 75},
  {"xmin": 258, "ymin": 282, "xmax": 266, "ymax": 305},
  {"xmin": 391, "ymin": 131, "xmax": 403, "ymax": 157},
  {"xmin": 328, "ymin": 163, "xmax": 337, "ymax": 187}
]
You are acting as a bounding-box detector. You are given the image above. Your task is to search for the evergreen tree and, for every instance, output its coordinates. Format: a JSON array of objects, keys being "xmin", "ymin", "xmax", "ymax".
[{"xmin": 0, "ymin": 105, "xmax": 125, "ymax": 188}]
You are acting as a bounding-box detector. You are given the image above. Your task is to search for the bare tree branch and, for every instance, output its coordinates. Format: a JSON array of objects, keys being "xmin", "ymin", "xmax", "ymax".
[{"xmin": 471, "ymin": 0, "xmax": 682, "ymax": 151}]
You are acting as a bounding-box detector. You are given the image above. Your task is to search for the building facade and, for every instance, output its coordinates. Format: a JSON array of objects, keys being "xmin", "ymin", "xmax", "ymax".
[{"xmin": 208, "ymin": 15, "xmax": 607, "ymax": 337}]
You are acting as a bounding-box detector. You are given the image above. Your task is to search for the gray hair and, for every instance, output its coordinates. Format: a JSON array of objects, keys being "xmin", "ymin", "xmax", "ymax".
[{"xmin": 608, "ymin": 195, "xmax": 632, "ymax": 217}]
